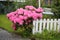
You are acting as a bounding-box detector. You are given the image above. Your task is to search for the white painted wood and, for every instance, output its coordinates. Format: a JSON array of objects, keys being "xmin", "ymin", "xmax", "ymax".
[
  {"xmin": 39, "ymin": 19, "xmax": 42, "ymax": 33},
  {"xmin": 47, "ymin": 19, "xmax": 50, "ymax": 30},
  {"xmin": 32, "ymin": 19, "xmax": 60, "ymax": 34},
  {"xmin": 54, "ymin": 19, "xmax": 57, "ymax": 31},
  {"xmin": 38, "ymin": 0, "xmax": 41, "ymax": 8},
  {"xmin": 43, "ymin": 19, "xmax": 46, "ymax": 30},
  {"xmin": 32, "ymin": 20, "xmax": 36, "ymax": 34},
  {"xmin": 57, "ymin": 19, "xmax": 60, "ymax": 32},
  {"xmin": 36, "ymin": 19, "xmax": 39, "ymax": 32},
  {"xmin": 50, "ymin": 19, "xmax": 53, "ymax": 30}
]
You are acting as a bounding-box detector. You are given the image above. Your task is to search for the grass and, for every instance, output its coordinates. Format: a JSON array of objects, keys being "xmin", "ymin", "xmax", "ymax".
[{"xmin": 0, "ymin": 14, "xmax": 14, "ymax": 32}]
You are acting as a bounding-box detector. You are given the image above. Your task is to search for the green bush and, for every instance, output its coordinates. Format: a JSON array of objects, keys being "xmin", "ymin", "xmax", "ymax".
[
  {"xmin": 43, "ymin": 14, "xmax": 55, "ymax": 19},
  {"xmin": 0, "ymin": 0, "xmax": 38, "ymax": 14},
  {"xmin": 33, "ymin": 30, "xmax": 60, "ymax": 40},
  {"xmin": 13, "ymin": 0, "xmax": 38, "ymax": 8},
  {"xmin": 13, "ymin": 24, "xmax": 33, "ymax": 38},
  {"xmin": 52, "ymin": 0, "xmax": 60, "ymax": 18},
  {"xmin": 42, "ymin": 5, "xmax": 51, "ymax": 8}
]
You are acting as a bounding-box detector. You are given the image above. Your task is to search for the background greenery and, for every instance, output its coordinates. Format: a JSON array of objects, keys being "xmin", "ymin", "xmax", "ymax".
[
  {"xmin": 43, "ymin": 14, "xmax": 55, "ymax": 19},
  {"xmin": 32, "ymin": 30, "xmax": 60, "ymax": 40},
  {"xmin": 52, "ymin": 0, "xmax": 60, "ymax": 18},
  {"xmin": 0, "ymin": 0, "xmax": 38, "ymax": 14}
]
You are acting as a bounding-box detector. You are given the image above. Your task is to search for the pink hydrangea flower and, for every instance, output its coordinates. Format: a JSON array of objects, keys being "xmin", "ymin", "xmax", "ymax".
[
  {"xmin": 25, "ymin": 5, "xmax": 30, "ymax": 9},
  {"xmin": 24, "ymin": 10, "xmax": 28, "ymax": 16},
  {"xmin": 17, "ymin": 8, "xmax": 24, "ymax": 14},
  {"xmin": 37, "ymin": 13, "xmax": 43, "ymax": 19},
  {"xmin": 27, "ymin": 13, "xmax": 32, "ymax": 17},
  {"xmin": 7, "ymin": 5, "xmax": 43, "ymax": 30},
  {"xmin": 35, "ymin": 8, "xmax": 43, "ymax": 13},
  {"xmin": 19, "ymin": 15, "xmax": 24, "ymax": 20},
  {"xmin": 32, "ymin": 13, "xmax": 38, "ymax": 20},
  {"xmin": 19, "ymin": 21, "xmax": 24, "ymax": 25},
  {"xmin": 25, "ymin": 5, "xmax": 36, "ymax": 10},
  {"xmin": 23, "ymin": 16, "xmax": 28, "ymax": 20}
]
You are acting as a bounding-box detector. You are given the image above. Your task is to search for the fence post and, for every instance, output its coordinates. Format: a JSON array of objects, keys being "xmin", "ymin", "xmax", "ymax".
[{"xmin": 38, "ymin": 0, "xmax": 41, "ymax": 8}]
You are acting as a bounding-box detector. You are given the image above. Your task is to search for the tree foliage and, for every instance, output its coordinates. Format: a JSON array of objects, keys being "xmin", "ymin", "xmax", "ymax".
[{"xmin": 52, "ymin": 0, "xmax": 60, "ymax": 18}]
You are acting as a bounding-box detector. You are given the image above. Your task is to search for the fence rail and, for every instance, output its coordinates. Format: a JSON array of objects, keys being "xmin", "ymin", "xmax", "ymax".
[{"xmin": 32, "ymin": 19, "xmax": 60, "ymax": 34}]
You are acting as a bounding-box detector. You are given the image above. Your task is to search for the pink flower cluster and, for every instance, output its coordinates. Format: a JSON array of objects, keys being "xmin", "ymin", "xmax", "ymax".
[{"xmin": 7, "ymin": 6, "xmax": 43, "ymax": 30}]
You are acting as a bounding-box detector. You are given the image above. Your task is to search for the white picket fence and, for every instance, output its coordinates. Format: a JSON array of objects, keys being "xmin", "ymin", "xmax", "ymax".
[{"xmin": 32, "ymin": 19, "xmax": 60, "ymax": 34}]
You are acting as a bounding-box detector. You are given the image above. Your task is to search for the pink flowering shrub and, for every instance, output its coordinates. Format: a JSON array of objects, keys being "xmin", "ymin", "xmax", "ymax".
[{"xmin": 7, "ymin": 6, "xmax": 43, "ymax": 30}]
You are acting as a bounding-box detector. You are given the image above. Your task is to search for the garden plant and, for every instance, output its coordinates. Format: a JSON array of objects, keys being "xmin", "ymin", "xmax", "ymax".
[{"xmin": 7, "ymin": 5, "xmax": 43, "ymax": 37}]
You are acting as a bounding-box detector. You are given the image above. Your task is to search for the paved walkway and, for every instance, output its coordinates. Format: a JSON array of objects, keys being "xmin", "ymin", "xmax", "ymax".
[{"xmin": 0, "ymin": 28, "xmax": 30, "ymax": 40}]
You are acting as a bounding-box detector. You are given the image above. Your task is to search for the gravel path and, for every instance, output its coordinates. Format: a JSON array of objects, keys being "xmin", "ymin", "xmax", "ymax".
[{"xmin": 0, "ymin": 28, "xmax": 30, "ymax": 40}]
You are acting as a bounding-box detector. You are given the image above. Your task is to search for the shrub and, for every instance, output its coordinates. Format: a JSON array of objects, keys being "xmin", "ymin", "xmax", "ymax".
[
  {"xmin": 43, "ymin": 14, "xmax": 55, "ymax": 19},
  {"xmin": 7, "ymin": 6, "xmax": 43, "ymax": 37},
  {"xmin": 33, "ymin": 30, "xmax": 60, "ymax": 40},
  {"xmin": 13, "ymin": 0, "xmax": 38, "ymax": 10},
  {"xmin": 52, "ymin": 0, "xmax": 60, "ymax": 18}
]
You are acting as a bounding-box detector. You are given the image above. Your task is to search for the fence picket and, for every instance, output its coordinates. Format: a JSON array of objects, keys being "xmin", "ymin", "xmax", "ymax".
[
  {"xmin": 39, "ymin": 19, "xmax": 42, "ymax": 33},
  {"xmin": 33, "ymin": 20, "xmax": 36, "ymax": 34},
  {"xmin": 43, "ymin": 19, "xmax": 46, "ymax": 30},
  {"xmin": 36, "ymin": 19, "xmax": 39, "ymax": 32},
  {"xmin": 50, "ymin": 19, "xmax": 53, "ymax": 30},
  {"xmin": 57, "ymin": 19, "xmax": 60, "ymax": 32},
  {"xmin": 54, "ymin": 19, "xmax": 57, "ymax": 31},
  {"xmin": 47, "ymin": 19, "xmax": 50, "ymax": 30}
]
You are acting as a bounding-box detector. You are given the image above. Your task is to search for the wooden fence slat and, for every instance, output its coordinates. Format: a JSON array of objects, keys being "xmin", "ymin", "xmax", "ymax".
[
  {"xmin": 36, "ymin": 19, "xmax": 39, "ymax": 32},
  {"xmin": 50, "ymin": 19, "xmax": 53, "ymax": 30},
  {"xmin": 39, "ymin": 19, "xmax": 42, "ymax": 33},
  {"xmin": 57, "ymin": 19, "xmax": 60, "ymax": 32},
  {"xmin": 33, "ymin": 20, "xmax": 36, "ymax": 34},
  {"xmin": 47, "ymin": 19, "xmax": 50, "ymax": 30},
  {"xmin": 43, "ymin": 19, "xmax": 46, "ymax": 30},
  {"xmin": 54, "ymin": 19, "xmax": 57, "ymax": 31}
]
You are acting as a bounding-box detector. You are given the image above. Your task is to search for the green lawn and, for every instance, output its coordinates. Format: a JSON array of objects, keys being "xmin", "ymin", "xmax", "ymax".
[{"xmin": 0, "ymin": 14, "xmax": 14, "ymax": 32}]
